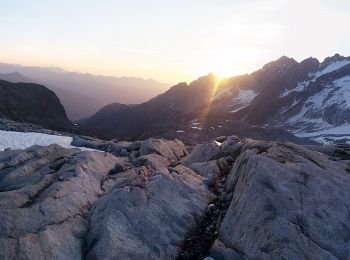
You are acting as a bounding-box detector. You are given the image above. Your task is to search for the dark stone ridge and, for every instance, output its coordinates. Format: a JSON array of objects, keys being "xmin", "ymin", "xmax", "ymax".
[
  {"xmin": 0, "ymin": 79, "xmax": 73, "ymax": 131},
  {"xmin": 1, "ymin": 134, "xmax": 350, "ymax": 259}
]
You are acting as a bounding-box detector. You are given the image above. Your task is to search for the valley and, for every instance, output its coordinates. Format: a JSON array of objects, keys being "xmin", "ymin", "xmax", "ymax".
[{"xmin": 0, "ymin": 54, "xmax": 350, "ymax": 260}]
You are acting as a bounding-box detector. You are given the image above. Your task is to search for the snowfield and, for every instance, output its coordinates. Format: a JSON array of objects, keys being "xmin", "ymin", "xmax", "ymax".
[{"xmin": 0, "ymin": 130, "xmax": 95, "ymax": 151}]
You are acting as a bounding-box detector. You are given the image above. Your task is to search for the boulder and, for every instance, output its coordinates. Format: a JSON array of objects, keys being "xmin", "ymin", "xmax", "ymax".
[
  {"xmin": 211, "ymin": 141, "xmax": 350, "ymax": 259},
  {"xmin": 181, "ymin": 141, "xmax": 223, "ymax": 165},
  {"xmin": 188, "ymin": 160, "xmax": 221, "ymax": 186},
  {"xmin": 140, "ymin": 138, "xmax": 188, "ymax": 161},
  {"xmin": 182, "ymin": 136, "xmax": 242, "ymax": 166},
  {"xmin": 71, "ymin": 135, "xmax": 107, "ymax": 150},
  {"xmin": 133, "ymin": 153, "xmax": 170, "ymax": 172},
  {"xmin": 0, "ymin": 144, "xmax": 119, "ymax": 259},
  {"xmin": 85, "ymin": 164, "xmax": 214, "ymax": 259}
]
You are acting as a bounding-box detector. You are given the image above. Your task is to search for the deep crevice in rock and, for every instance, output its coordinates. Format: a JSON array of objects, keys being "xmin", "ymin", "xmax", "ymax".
[{"xmin": 177, "ymin": 162, "xmax": 233, "ymax": 259}]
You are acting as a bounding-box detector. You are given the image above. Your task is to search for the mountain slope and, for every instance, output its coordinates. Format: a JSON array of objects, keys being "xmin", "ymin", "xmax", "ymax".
[
  {"xmin": 230, "ymin": 54, "xmax": 350, "ymax": 143},
  {"xmin": 0, "ymin": 63, "xmax": 169, "ymax": 119},
  {"xmin": 80, "ymin": 54, "xmax": 350, "ymax": 144},
  {"xmin": 0, "ymin": 79, "xmax": 73, "ymax": 131},
  {"xmin": 79, "ymin": 74, "xmax": 220, "ymax": 138},
  {"xmin": 0, "ymin": 72, "xmax": 104, "ymax": 120},
  {"xmin": 80, "ymin": 73, "xmax": 314, "ymax": 144}
]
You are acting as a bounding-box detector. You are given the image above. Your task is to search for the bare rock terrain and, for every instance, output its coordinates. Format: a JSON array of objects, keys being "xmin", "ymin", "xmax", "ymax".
[{"xmin": 0, "ymin": 135, "xmax": 350, "ymax": 259}]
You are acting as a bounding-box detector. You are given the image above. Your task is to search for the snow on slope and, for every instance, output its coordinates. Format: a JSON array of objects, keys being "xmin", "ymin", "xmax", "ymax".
[
  {"xmin": 286, "ymin": 75, "xmax": 350, "ymax": 125},
  {"xmin": 213, "ymin": 87, "xmax": 234, "ymax": 100},
  {"xmin": 230, "ymin": 89, "xmax": 258, "ymax": 113},
  {"xmin": 0, "ymin": 130, "xmax": 95, "ymax": 151},
  {"xmin": 233, "ymin": 89, "xmax": 258, "ymax": 103},
  {"xmin": 294, "ymin": 124, "xmax": 350, "ymax": 144},
  {"xmin": 281, "ymin": 60, "xmax": 350, "ymax": 97},
  {"xmin": 277, "ymin": 59, "xmax": 350, "ymax": 144},
  {"xmin": 313, "ymin": 60, "xmax": 350, "ymax": 80}
]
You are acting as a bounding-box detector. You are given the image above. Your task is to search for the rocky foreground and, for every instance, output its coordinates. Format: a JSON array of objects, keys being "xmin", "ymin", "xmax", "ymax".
[{"xmin": 0, "ymin": 136, "xmax": 350, "ymax": 259}]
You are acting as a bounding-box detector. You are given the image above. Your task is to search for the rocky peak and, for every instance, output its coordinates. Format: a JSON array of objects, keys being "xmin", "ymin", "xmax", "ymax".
[
  {"xmin": 300, "ymin": 57, "xmax": 320, "ymax": 73},
  {"xmin": 261, "ymin": 56, "xmax": 298, "ymax": 72},
  {"xmin": 320, "ymin": 53, "xmax": 350, "ymax": 70}
]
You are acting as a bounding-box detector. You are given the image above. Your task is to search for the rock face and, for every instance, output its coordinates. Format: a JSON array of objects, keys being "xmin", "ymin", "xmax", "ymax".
[
  {"xmin": 139, "ymin": 138, "xmax": 189, "ymax": 161},
  {"xmin": 210, "ymin": 139, "xmax": 350, "ymax": 259},
  {"xmin": 1, "ymin": 135, "xmax": 350, "ymax": 260},
  {"xmin": 182, "ymin": 136, "xmax": 242, "ymax": 165},
  {"xmin": 85, "ymin": 165, "xmax": 214, "ymax": 259},
  {"xmin": 0, "ymin": 79, "xmax": 73, "ymax": 131},
  {"xmin": 0, "ymin": 138, "xmax": 213, "ymax": 260},
  {"xmin": 0, "ymin": 144, "xmax": 119, "ymax": 259}
]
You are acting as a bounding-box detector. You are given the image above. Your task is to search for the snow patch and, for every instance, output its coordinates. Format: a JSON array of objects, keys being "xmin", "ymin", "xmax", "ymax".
[
  {"xmin": 0, "ymin": 130, "xmax": 95, "ymax": 151},
  {"xmin": 213, "ymin": 88, "xmax": 234, "ymax": 100},
  {"xmin": 214, "ymin": 141, "xmax": 222, "ymax": 146},
  {"xmin": 314, "ymin": 60, "xmax": 350, "ymax": 80},
  {"xmin": 233, "ymin": 89, "xmax": 258, "ymax": 103}
]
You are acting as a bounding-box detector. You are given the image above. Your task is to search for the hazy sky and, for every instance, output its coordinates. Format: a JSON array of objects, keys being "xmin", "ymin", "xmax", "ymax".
[{"xmin": 0, "ymin": 0, "xmax": 349, "ymax": 84}]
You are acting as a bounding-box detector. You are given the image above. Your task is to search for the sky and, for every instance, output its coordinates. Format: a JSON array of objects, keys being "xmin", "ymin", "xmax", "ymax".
[{"xmin": 0, "ymin": 0, "xmax": 350, "ymax": 84}]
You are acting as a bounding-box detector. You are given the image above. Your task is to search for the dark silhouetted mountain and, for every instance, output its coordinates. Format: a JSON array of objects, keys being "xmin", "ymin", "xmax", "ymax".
[
  {"xmin": 0, "ymin": 72, "xmax": 104, "ymax": 120},
  {"xmin": 79, "ymin": 74, "xmax": 218, "ymax": 138},
  {"xmin": 0, "ymin": 63, "xmax": 169, "ymax": 120},
  {"xmin": 0, "ymin": 79, "xmax": 73, "ymax": 131}
]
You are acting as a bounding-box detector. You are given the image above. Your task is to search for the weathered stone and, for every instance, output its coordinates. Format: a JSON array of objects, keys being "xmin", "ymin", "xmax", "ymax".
[
  {"xmin": 219, "ymin": 135, "xmax": 242, "ymax": 159},
  {"xmin": 133, "ymin": 153, "xmax": 170, "ymax": 172},
  {"xmin": 181, "ymin": 141, "xmax": 223, "ymax": 165},
  {"xmin": 85, "ymin": 164, "xmax": 214, "ymax": 259},
  {"xmin": 188, "ymin": 160, "xmax": 221, "ymax": 186},
  {"xmin": 212, "ymin": 140, "xmax": 350, "ymax": 259},
  {"xmin": 140, "ymin": 138, "xmax": 188, "ymax": 161},
  {"xmin": 0, "ymin": 144, "xmax": 119, "ymax": 260},
  {"xmin": 71, "ymin": 135, "xmax": 107, "ymax": 150}
]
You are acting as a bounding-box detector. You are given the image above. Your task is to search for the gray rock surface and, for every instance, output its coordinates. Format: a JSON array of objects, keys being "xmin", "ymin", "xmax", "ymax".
[
  {"xmin": 140, "ymin": 138, "xmax": 188, "ymax": 161},
  {"xmin": 71, "ymin": 135, "xmax": 108, "ymax": 150},
  {"xmin": 188, "ymin": 160, "xmax": 221, "ymax": 186},
  {"xmin": 181, "ymin": 141, "xmax": 223, "ymax": 165},
  {"xmin": 1, "ymin": 135, "xmax": 350, "ymax": 260},
  {"xmin": 182, "ymin": 136, "xmax": 242, "ymax": 165},
  {"xmin": 133, "ymin": 153, "xmax": 170, "ymax": 172},
  {"xmin": 0, "ymin": 144, "xmax": 119, "ymax": 260},
  {"xmin": 85, "ymin": 165, "xmax": 214, "ymax": 259},
  {"xmin": 211, "ymin": 139, "xmax": 350, "ymax": 259}
]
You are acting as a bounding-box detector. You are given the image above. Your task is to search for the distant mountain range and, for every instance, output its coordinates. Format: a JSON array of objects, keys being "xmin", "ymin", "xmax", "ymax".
[
  {"xmin": 0, "ymin": 63, "xmax": 169, "ymax": 120},
  {"xmin": 79, "ymin": 54, "xmax": 350, "ymax": 144}
]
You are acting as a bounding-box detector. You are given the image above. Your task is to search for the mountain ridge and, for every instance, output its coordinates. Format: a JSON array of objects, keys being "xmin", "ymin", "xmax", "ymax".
[
  {"xmin": 0, "ymin": 79, "xmax": 73, "ymax": 131},
  {"xmin": 80, "ymin": 54, "xmax": 350, "ymax": 144},
  {"xmin": 0, "ymin": 62, "xmax": 170, "ymax": 120}
]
